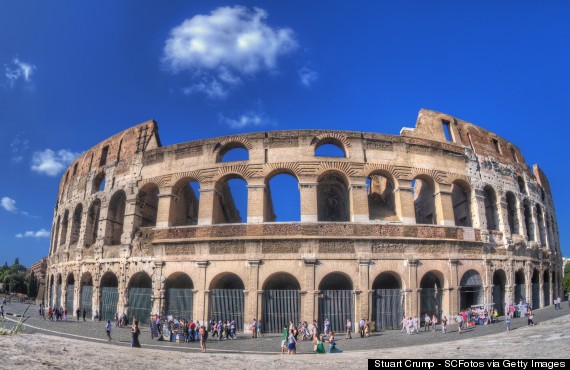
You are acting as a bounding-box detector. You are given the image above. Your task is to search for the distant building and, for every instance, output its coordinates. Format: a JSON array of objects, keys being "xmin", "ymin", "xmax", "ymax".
[{"xmin": 29, "ymin": 257, "xmax": 47, "ymax": 303}]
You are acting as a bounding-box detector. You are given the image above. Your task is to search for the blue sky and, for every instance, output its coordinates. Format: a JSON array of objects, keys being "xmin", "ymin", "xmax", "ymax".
[{"xmin": 1, "ymin": 1, "xmax": 569, "ymax": 266}]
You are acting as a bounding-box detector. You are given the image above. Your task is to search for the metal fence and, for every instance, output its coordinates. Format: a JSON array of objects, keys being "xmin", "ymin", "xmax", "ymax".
[
  {"xmin": 543, "ymin": 282, "xmax": 550, "ymax": 307},
  {"xmin": 56, "ymin": 284, "xmax": 62, "ymax": 308},
  {"xmin": 420, "ymin": 288, "xmax": 442, "ymax": 321},
  {"xmin": 493, "ymin": 285, "xmax": 505, "ymax": 315},
  {"xmin": 532, "ymin": 283, "xmax": 540, "ymax": 309},
  {"xmin": 100, "ymin": 287, "xmax": 118, "ymax": 321},
  {"xmin": 81, "ymin": 285, "xmax": 93, "ymax": 319},
  {"xmin": 166, "ymin": 288, "xmax": 194, "ymax": 321},
  {"xmin": 459, "ymin": 286, "xmax": 484, "ymax": 310},
  {"xmin": 318, "ymin": 290, "xmax": 354, "ymax": 333},
  {"xmin": 127, "ymin": 287, "xmax": 152, "ymax": 324},
  {"xmin": 372, "ymin": 289, "xmax": 403, "ymax": 330},
  {"xmin": 66, "ymin": 284, "xmax": 74, "ymax": 313},
  {"xmin": 514, "ymin": 284, "xmax": 526, "ymax": 304},
  {"xmin": 262, "ymin": 290, "xmax": 300, "ymax": 333},
  {"xmin": 209, "ymin": 289, "xmax": 244, "ymax": 331}
]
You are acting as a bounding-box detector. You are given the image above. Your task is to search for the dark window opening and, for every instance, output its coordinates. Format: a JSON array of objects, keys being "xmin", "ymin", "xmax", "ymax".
[
  {"xmin": 442, "ymin": 120, "xmax": 453, "ymax": 142},
  {"xmin": 99, "ymin": 146, "xmax": 109, "ymax": 167},
  {"xmin": 492, "ymin": 138, "xmax": 500, "ymax": 153},
  {"xmin": 510, "ymin": 147, "xmax": 518, "ymax": 162},
  {"xmin": 72, "ymin": 163, "xmax": 78, "ymax": 176}
]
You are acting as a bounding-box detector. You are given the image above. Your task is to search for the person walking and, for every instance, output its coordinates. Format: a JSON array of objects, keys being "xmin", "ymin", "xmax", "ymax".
[
  {"xmin": 328, "ymin": 331, "xmax": 337, "ymax": 353},
  {"xmin": 76, "ymin": 307, "xmax": 81, "ymax": 321},
  {"xmin": 441, "ymin": 316, "xmax": 448, "ymax": 334},
  {"xmin": 456, "ymin": 313, "xmax": 463, "ymax": 334},
  {"xmin": 527, "ymin": 310, "xmax": 535, "ymax": 326},
  {"xmin": 105, "ymin": 320, "xmax": 112, "ymax": 341},
  {"xmin": 557, "ymin": 296, "xmax": 562, "ymax": 310},
  {"xmin": 424, "ymin": 313, "xmax": 431, "ymax": 332},
  {"xmin": 257, "ymin": 320, "xmax": 263, "ymax": 338},
  {"xmin": 401, "ymin": 315, "xmax": 407, "ymax": 333},
  {"xmin": 431, "ymin": 314, "xmax": 437, "ymax": 332},
  {"xmin": 324, "ymin": 318, "xmax": 330, "ymax": 338},
  {"xmin": 199, "ymin": 325, "xmax": 208, "ymax": 352},
  {"xmin": 131, "ymin": 320, "xmax": 141, "ymax": 347},
  {"xmin": 287, "ymin": 329, "xmax": 297, "ymax": 354},
  {"xmin": 252, "ymin": 318, "xmax": 258, "ymax": 338},
  {"xmin": 506, "ymin": 313, "xmax": 512, "ymax": 332},
  {"xmin": 359, "ymin": 318, "xmax": 365, "ymax": 338},
  {"xmin": 281, "ymin": 326, "xmax": 289, "ymax": 354},
  {"xmin": 345, "ymin": 319, "xmax": 352, "ymax": 339},
  {"xmin": 82, "ymin": 308, "xmax": 86, "ymax": 321}
]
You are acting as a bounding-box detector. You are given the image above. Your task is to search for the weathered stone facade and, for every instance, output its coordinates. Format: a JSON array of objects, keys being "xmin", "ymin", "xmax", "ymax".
[{"xmin": 45, "ymin": 109, "xmax": 563, "ymax": 331}]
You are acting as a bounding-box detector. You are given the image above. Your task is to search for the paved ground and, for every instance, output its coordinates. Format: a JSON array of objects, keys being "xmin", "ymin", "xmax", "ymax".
[{"xmin": 1, "ymin": 300, "xmax": 569, "ymax": 354}]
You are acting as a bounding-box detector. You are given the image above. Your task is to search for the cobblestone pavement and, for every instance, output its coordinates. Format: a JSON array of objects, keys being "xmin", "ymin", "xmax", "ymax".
[{"xmin": 2, "ymin": 301, "xmax": 569, "ymax": 354}]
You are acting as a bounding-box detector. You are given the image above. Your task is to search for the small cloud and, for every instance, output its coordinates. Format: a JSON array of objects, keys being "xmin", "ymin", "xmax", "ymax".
[
  {"xmin": 182, "ymin": 77, "xmax": 229, "ymax": 99},
  {"xmin": 31, "ymin": 149, "xmax": 81, "ymax": 176},
  {"xmin": 220, "ymin": 111, "xmax": 273, "ymax": 129},
  {"xmin": 1, "ymin": 197, "xmax": 17, "ymax": 212},
  {"xmin": 5, "ymin": 58, "xmax": 36, "ymax": 87},
  {"xmin": 299, "ymin": 67, "xmax": 318, "ymax": 87},
  {"xmin": 10, "ymin": 133, "xmax": 30, "ymax": 163},
  {"xmin": 15, "ymin": 228, "xmax": 50, "ymax": 239}
]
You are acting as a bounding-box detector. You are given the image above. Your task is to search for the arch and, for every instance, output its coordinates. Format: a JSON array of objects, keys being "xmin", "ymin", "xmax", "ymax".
[
  {"xmin": 93, "ymin": 172, "xmax": 105, "ymax": 194},
  {"xmin": 543, "ymin": 270, "xmax": 551, "ymax": 307},
  {"xmin": 531, "ymin": 268, "xmax": 540, "ymax": 309},
  {"xmin": 413, "ymin": 175, "xmax": 436, "ymax": 225},
  {"xmin": 367, "ymin": 172, "xmax": 397, "ymax": 221},
  {"xmin": 66, "ymin": 272, "xmax": 75, "ymax": 285},
  {"xmin": 514, "ymin": 269, "xmax": 526, "ymax": 304},
  {"xmin": 135, "ymin": 183, "xmax": 159, "ymax": 229},
  {"xmin": 372, "ymin": 271, "xmax": 402, "ymax": 290},
  {"xmin": 127, "ymin": 271, "xmax": 152, "ymax": 323},
  {"xmin": 171, "ymin": 178, "xmax": 200, "ymax": 226},
  {"xmin": 317, "ymin": 171, "xmax": 350, "ymax": 222},
  {"xmin": 100, "ymin": 271, "xmax": 118, "ymax": 321},
  {"xmin": 505, "ymin": 192, "xmax": 519, "ymax": 234},
  {"xmin": 523, "ymin": 199, "xmax": 534, "ymax": 241},
  {"xmin": 209, "ymin": 272, "xmax": 245, "ymax": 290},
  {"xmin": 105, "ymin": 190, "xmax": 126, "ymax": 245},
  {"xmin": 216, "ymin": 142, "xmax": 249, "ymax": 163},
  {"xmin": 483, "ymin": 186, "xmax": 499, "ymax": 231},
  {"xmin": 212, "ymin": 175, "xmax": 248, "ymax": 224},
  {"xmin": 318, "ymin": 272, "xmax": 354, "ymax": 333},
  {"xmin": 315, "ymin": 140, "xmax": 346, "ymax": 157},
  {"xmin": 70, "ymin": 203, "xmax": 83, "ymax": 245},
  {"xmin": 60, "ymin": 210, "xmax": 69, "ymax": 246},
  {"xmin": 451, "ymin": 180, "xmax": 472, "ymax": 227},
  {"xmin": 459, "ymin": 270, "xmax": 484, "ymax": 309},
  {"xmin": 55, "ymin": 274, "xmax": 63, "ymax": 308},
  {"xmin": 84, "ymin": 199, "xmax": 101, "ymax": 247},
  {"xmin": 371, "ymin": 271, "xmax": 404, "ymax": 330},
  {"xmin": 536, "ymin": 205, "xmax": 546, "ymax": 246},
  {"xmin": 419, "ymin": 271, "xmax": 444, "ymax": 320},
  {"xmin": 65, "ymin": 273, "xmax": 75, "ymax": 313},
  {"xmin": 311, "ymin": 134, "xmax": 349, "ymax": 158},
  {"xmin": 165, "ymin": 272, "xmax": 194, "ymax": 320},
  {"xmin": 319, "ymin": 272, "xmax": 354, "ymax": 290},
  {"xmin": 517, "ymin": 176, "xmax": 526, "ymax": 194},
  {"xmin": 209, "ymin": 272, "xmax": 245, "ymax": 331},
  {"xmin": 492, "ymin": 269, "xmax": 507, "ymax": 315},
  {"xmin": 262, "ymin": 273, "xmax": 301, "ymax": 333},
  {"xmin": 100, "ymin": 271, "xmax": 118, "ymax": 288},
  {"xmin": 264, "ymin": 172, "xmax": 300, "ymax": 222}
]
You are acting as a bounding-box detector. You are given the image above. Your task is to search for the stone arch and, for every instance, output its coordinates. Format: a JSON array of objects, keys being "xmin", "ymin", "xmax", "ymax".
[
  {"xmin": 213, "ymin": 174, "xmax": 248, "ymax": 224},
  {"xmin": 127, "ymin": 271, "xmax": 153, "ymax": 324},
  {"xmin": 413, "ymin": 175, "xmax": 436, "ymax": 225},
  {"xmin": 459, "ymin": 269, "xmax": 484, "ymax": 309},
  {"xmin": 483, "ymin": 185, "xmax": 499, "ymax": 231},
  {"xmin": 209, "ymin": 272, "xmax": 245, "ymax": 331},
  {"xmin": 135, "ymin": 183, "xmax": 159, "ymax": 229},
  {"xmin": 105, "ymin": 190, "xmax": 126, "ymax": 245},
  {"xmin": 505, "ymin": 191, "xmax": 519, "ymax": 234},
  {"xmin": 264, "ymin": 170, "xmax": 300, "ymax": 222},
  {"xmin": 523, "ymin": 199, "xmax": 534, "ymax": 241},
  {"xmin": 419, "ymin": 271, "xmax": 444, "ymax": 320},
  {"xmin": 100, "ymin": 271, "xmax": 118, "ymax": 321},
  {"xmin": 372, "ymin": 271, "xmax": 402, "ymax": 290},
  {"xmin": 517, "ymin": 176, "xmax": 526, "ymax": 194},
  {"xmin": 84, "ymin": 199, "xmax": 101, "ymax": 247},
  {"xmin": 263, "ymin": 272, "xmax": 301, "ymax": 290},
  {"xmin": 70, "ymin": 203, "xmax": 83, "ymax": 245},
  {"xmin": 93, "ymin": 172, "xmax": 105, "ymax": 194},
  {"xmin": 451, "ymin": 180, "xmax": 472, "ymax": 227},
  {"xmin": 215, "ymin": 140, "xmax": 250, "ymax": 163},
  {"xmin": 171, "ymin": 177, "xmax": 200, "ymax": 226},
  {"xmin": 367, "ymin": 170, "xmax": 397, "ymax": 221},
  {"xmin": 543, "ymin": 269, "xmax": 551, "ymax": 307},
  {"xmin": 55, "ymin": 273, "xmax": 63, "ymax": 308},
  {"xmin": 492, "ymin": 269, "xmax": 507, "ymax": 315},
  {"xmin": 262, "ymin": 272, "xmax": 301, "ymax": 333},
  {"xmin": 514, "ymin": 269, "xmax": 526, "ymax": 304},
  {"xmin": 318, "ymin": 272, "xmax": 354, "ymax": 332},
  {"xmin": 65, "ymin": 272, "xmax": 75, "ymax": 313},
  {"xmin": 371, "ymin": 271, "xmax": 404, "ymax": 330},
  {"xmin": 209, "ymin": 272, "xmax": 245, "ymax": 290},
  {"xmin": 311, "ymin": 133, "xmax": 350, "ymax": 157},
  {"xmin": 317, "ymin": 171, "xmax": 350, "ymax": 222},
  {"xmin": 164, "ymin": 272, "xmax": 194, "ymax": 320},
  {"xmin": 60, "ymin": 210, "xmax": 69, "ymax": 246}
]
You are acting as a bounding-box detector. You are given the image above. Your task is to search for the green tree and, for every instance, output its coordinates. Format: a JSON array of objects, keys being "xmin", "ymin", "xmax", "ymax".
[
  {"xmin": 564, "ymin": 263, "xmax": 570, "ymax": 295},
  {"xmin": 27, "ymin": 271, "xmax": 39, "ymax": 297},
  {"xmin": 8, "ymin": 272, "xmax": 26, "ymax": 294}
]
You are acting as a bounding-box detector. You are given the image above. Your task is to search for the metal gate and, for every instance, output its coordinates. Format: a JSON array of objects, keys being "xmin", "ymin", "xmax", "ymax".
[
  {"xmin": 66, "ymin": 284, "xmax": 74, "ymax": 313},
  {"xmin": 80, "ymin": 285, "xmax": 93, "ymax": 319},
  {"xmin": 50, "ymin": 284, "xmax": 55, "ymax": 307},
  {"xmin": 460, "ymin": 287, "xmax": 484, "ymax": 310},
  {"xmin": 127, "ymin": 287, "xmax": 152, "ymax": 324},
  {"xmin": 318, "ymin": 290, "xmax": 354, "ymax": 333},
  {"xmin": 262, "ymin": 290, "xmax": 300, "ymax": 333},
  {"xmin": 56, "ymin": 284, "xmax": 62, "ymax": 308},
  {"xmin": 543, "ymin": 282, "xmax": 550, "ymax": 307},
  {"xmin": 209, "ymin": 289, "xmax": 244, "ymax": 331},
  {"xmin": 166, "ymin": 288, "xmax": 194, "ymax": 320},
  {"xmin": 372, "ymin": 289, "xmax": 403, "ymax": 330},
  {"xmin": 100, "ymin": 287, "xmax": 118, "ymax": 321},
  {"xmin": 532, "ymin": 283, "xmax": 540, "ymax": 309},
  {"xmin": 493, "ymin": 285, "xmax": 505, "ymax": 315},
  {"xmin": 420, "ymin": 288, "xmax": 442, "ymax": 321},
  {"xmin": 514, "ymin": 284, "xmax": 526, "ymax": 304}
]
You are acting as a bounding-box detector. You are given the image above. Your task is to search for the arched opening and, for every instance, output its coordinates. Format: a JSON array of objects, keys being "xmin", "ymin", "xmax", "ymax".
[
  {"xmin": 93, "ymin": 172, "xmax": 106, "ymax": 194},
  {"xmin": 505, "ymin": 192, "xmax": 519, "ymax": 234},
  {"xmin": 367, "ymin": 173, "xmax": 397, "ymax": 221},
  {"xmin": 127, "ymin": 272, "xmax": 153, "ymax": 324},
  {"xmin": 514, "ymin": 269, "xmax": 526, "ymax": 304},
  {"xmin": 213, "ymin": 175, "xmax": 248, "ymax": 224},
  {"xmin": 451, "ymin": 181, "xmax": 472, "ymax": 227},
  {"xmin": 536, "ymin": 205, "xmax": 546, "ymax": 246},
  {"xmin": 53, "ymin": 216, "xmax": 60, "ymax": 254},
  {"xmin": 372, "ymin": 272, "xmax": 403, "ymax": 330},
  {"xmin": 543, "ymin": 270, "xmax": 551, "ymax": 307},
  {"xmin": 105, "ymin": 190, "xmax": 126, "ymax": 245},
  {"xmin": 483, "ymin": 186, "xmax": 499, "ymax": 231},
  {"xmin": 459, "ymin": 270, "xmax": 484, "ymax": 310},
  {"xmin": 317, "ymin": 172, "xmax": 350, "ymax": 222},
  {"xmin": 70, "ymin": 204, "xmax": 83, "ymax": 245},
  {"xmin": 531, "ymin": 269, "xmax": 540, "ymax": 309},
  {"xmin": 170, "ymin": 179, "xmax": 200, "ymax": 226},
  {"xmin": 66, "ymin": 273, "xmax": 75, "ymax": 313},
  {"xmin": 60, "ymin": 210, "xmax": 69, "ymax": 246},
  {"xmin": 55, "ymin": 274, "xmax": 63, "ymax": 308},
  {"xmin": 80, "ymin": 272, "xmax": 93, "ymax": 319},
  {"xmin": 264, "ymin": 173, "xmax": 300, "ymax": 222},
  {"xmin": 217, "ymin": 144, "xmax": 249, "ymax": 162},
  {"xmin": 135, "ymin": 184, "xmax": 159, "ymax": 229},
  {"xmin": 492, "ymin": 270, "xmax": 507, "ymax": 315},
  {"xmin": 413, "ymin": 176, "xmax": 436, "ymax": 225},
  {"xmin": 165, "ymin": 272, "xmax": 194, "ymax": 320},
  {"xmin": 84, "ymin": 199, "xmax": 101, "ymax": 247},
  {"xmin": 318, "ymin": 272, "xmax": 354, "ymax": 332},
  {"xmin": 315, "ymin": 142, "xmax": 346, "ymax": 157},
  {"xmin": 209, "ymin": 273, "xmax": 245, "ymax": 331},
  {"xmin": 523, "ymin": 199, "xmax": 534, "ymax": 241},
  {"xmin": 419, "ymin": 271, "xmax": 443, "ymax": 321},
  {"xmin": 49, "ymin": 275, "xmax": 54, "ymax": 308},
  {"xmin": 100, "ymin": 272, "xmax": 118, "ymax": 321},
  {"xmin": 517, "ymin": 176, "xmax": 526, "ymax": 194},
  {"xmin": 262, "ymin": 273, "xmax": 301, "ymax": 333}
]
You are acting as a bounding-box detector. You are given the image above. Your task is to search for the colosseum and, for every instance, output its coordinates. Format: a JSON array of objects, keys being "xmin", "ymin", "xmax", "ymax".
[{"xmin": 46, "ymin": 108, "xmax": 563, "ymax": 333}]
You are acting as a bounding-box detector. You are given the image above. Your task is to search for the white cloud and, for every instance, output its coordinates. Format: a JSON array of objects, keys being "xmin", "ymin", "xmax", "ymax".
[
  {"xmin": 163, "ymin": 6, "xmax": 297, "ymax": 98},
  {"xmin": 220, "ymin": 111, "xmax": 272, "ymax": 129},
  {"xmin": 10, "ymin": 133, "xmax": 30, "ymax": 162},
  {"xmin": 299, "ymin": 67, "xmax": 319, "ymax": 87},
  {"xmin": 5, "ymin": 58, "xmax": 36, "ymax": 87},
  {"xmin": 15, "ymin": 228, "xmax": 50, "ymax": 239},
  {"xmin": 31, "ymin": 149, "xmax": 81, "ymax": 176},
  {"xmin": 1, "ymin": 197, "xmax": 17, "ymax": 212},
  {"xmin": 182, "ymin": 77, "xmax": 229, "ymax": 99}
]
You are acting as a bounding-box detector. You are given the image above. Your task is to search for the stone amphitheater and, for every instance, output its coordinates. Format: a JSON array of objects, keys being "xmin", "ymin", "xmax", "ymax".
[{"xmin": 45, "ymin": 108, "xmax": 563, "ymax": 334}]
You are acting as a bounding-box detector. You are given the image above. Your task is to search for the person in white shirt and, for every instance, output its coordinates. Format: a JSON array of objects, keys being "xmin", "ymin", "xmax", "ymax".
[
  {"xmin": 424, "ymin": 314, "xmax": 431, "ymax": 332},
  {"xmin": 456, "ymin": 313, "xmax": 463, "ymax": 334},
  {"xmin": 359, "ymin": 318, "xmax": 365, "ymax": 338}
]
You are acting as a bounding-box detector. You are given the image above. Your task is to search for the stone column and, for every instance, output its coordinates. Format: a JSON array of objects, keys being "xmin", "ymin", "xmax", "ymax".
[
  {"xmin": 449, "ymin": 259, "xmax": 460, "ymax": 315},
  {"xmin": 74, "ymin": 278, "xmax": 81, "ymax": 314},
  {"xmin": 196, "ymin": 260, "xmax": 209, "ymax": 324},
  {"xmin": 525, "ymin": 262, "xmax": 532, "ymax": 305},
  {"xmin": 395, "ymin": 180, "xmax": 415, "ymax": 224},
  {"xmin": 434, "ymin": 185, "xmax": 454, "ymax": 226},
  {"xmin": 350, "ymin": 183, "xmax": 369, "ymax": 223},
  {"xmin": 538, "ymin": 263, "xmax": 544, "ymax": 308},
  {"xmin": 245, "ymin": 259, "xmax": 261, "ymax": 334},
  {"xmin": 299, "ymin": 182, "xmax": 318, "ymax": 222},
  {"xmin": 303, "ymin": 257, "xmax": 317, "ymax": 320},
  {"xmin": 247, "ymin": 184, "xmax": 265, "ymax": 224},
  {"xmin": 472, "ymin": 189, "xmax": 487, "ymax": 230},
  {"xmin": 517, "ymin": 203, "xmax": 528, "ymax": 242},
  {"xmin": 483, "ymin": 260, "xmax": 493, "ymax": 307},
  {"xmin": 407, "ymin": 259, "xmax": 419, "ymax": 317},
  {"xmin": 61, "ymin": 284, "xmax": 67, "ymax": 310},
  {"xmin": 197, "ymin": 183, "xmax": 215, "ymax": 225},
  {"xmin": 497, "ymin": 196, "xmax": 511, "ymax": 244},
  {"xmin": 151, "ymin": 261, "xmax": 165, "ymax": 316},
  {"xmin": 156, "ymin": 187, "xmax": 174, "ymax": 228},
  {"xmin": 357, "ymin": 259, "xmax": 371, "ymax": 320}
]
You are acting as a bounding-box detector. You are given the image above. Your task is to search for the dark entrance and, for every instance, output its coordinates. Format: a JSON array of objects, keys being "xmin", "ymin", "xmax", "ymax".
[
  {"xmin": 165, "ymin": 273, "xmax": 194, "ymax": 320},
  {"xmin": 262, "ymin": 273, "xmax": 301, "ymax": 333},
  {"xmin": 459, "ymin": 270, "xmax": 484, "ymax": 310},
  {"xmin": 492, "ymin": 270, "xmax": 506, "ymax": 315},
  {"xmin": 209, "ymin": 273, "xmax": 245, "ymax": 332},
  {"xmin": 127, "ymin": 272, "xmax": 153, "ymax": 324},
  {"xmin": 318, "ymin": 272, "xmax": 354, "ymax": 332},
  {"xmin": 372, "ymin": 272, "xmax": 403, "ymax": 330},
  {"xmin": 100, "ymin": 272, "xmax": 118, "ymax": 321},
  {"xmin": 420, "ymin": 272, "xmax": 443, "ymax": 321}
]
